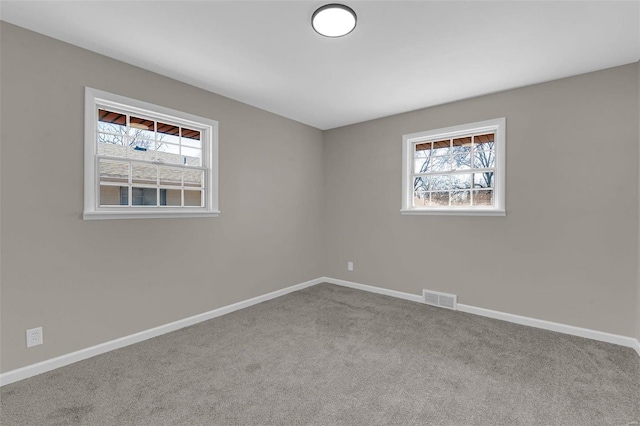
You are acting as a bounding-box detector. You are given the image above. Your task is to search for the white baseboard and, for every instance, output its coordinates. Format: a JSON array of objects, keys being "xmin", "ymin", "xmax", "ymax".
[
  {"xmin": 455, "ymin": 303, "xmax": 640, "ymax": 352},
  {"xmin": 0, "ymin": 277, "xmax": 324, "ymax": 387},
  {"xmin": 321, "ymin": 277, "xmax": 424, "ymax": 303},
  {"xmin": 322, "ymin": 277, "xmax": 640, "ymax": 357},
  {"xmin": 2, "ymin": 276, "xmax": 638, "ymax": 386}
]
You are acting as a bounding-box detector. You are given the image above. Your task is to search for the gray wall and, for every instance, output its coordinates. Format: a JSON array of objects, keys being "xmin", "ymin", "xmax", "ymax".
[
  {"xmin": 323, "ymin": 63, "xmax": 639, "ymax": 338},
  {"xmin": 0, "ymin": 23, "xmax": 325, "ymax": 373}
]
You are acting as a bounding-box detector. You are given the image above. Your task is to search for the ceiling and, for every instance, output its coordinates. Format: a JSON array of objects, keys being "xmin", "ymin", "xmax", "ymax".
[{"xmin": 1, "ymin": 1, "xmax": 639, "ymax": 130}]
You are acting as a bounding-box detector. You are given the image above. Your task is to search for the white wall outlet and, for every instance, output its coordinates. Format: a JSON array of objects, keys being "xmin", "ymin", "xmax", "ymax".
[
  {"xmin": 347, "ymin": 261, "xmax": 354, "ymax": 271},
  {"xmin": 26, "ymin": 327, "xmax": 43, "ymax": 348}
]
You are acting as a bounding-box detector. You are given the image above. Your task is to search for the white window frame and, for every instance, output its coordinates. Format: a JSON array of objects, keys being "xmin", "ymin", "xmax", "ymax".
[
  {"xmin": 83, "ymin": 87, "xmax": 219, "ymax": 220},
  {"xmin": 401, "ymin": 117, "xmax": 506, "ymax": 216}
]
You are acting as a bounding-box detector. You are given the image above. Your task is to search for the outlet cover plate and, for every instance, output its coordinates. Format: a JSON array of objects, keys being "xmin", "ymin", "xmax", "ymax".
[{"xmin": 26, "ymin": 327, "xmax": 43, "ymax": 348}]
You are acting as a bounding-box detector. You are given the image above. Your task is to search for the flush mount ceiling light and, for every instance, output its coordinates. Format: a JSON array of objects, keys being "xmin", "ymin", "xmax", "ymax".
[{"xmin": 312, "ymin": 4, "xmax": 357, "ymax": 38}]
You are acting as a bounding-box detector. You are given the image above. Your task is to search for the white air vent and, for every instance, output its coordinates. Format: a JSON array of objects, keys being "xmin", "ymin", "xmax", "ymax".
[{"xmin": 423, "ymin": 289, "xmax": 457, "ymax": 310}]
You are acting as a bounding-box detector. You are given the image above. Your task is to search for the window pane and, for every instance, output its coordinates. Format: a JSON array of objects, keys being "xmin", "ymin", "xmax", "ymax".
[
  {"xmin": 130, "ymin": 137, "xmax": 155, "ymax": 152},
  {"xmin": 98, "ymin": 109, "xmax": 127, "ymax": 134},
  {"xmin": 156, "ymin": 142, "xmax": 182, "ymax": 164},
  {"xmin": 452, "ymin": 174, "xmax": 472, "ymax": 190},
  {"xmin": 159, "ymin": 166, "xmax": 182, "ymax": 186},
  {"xmin": 181, "ymin": 128, "xmax": 202, "ymax": 148},
  {"xmin": 414, "ymin": 142, "xmax": 431, "ymax": 155},
  {"xmin": 431, "ymin": 175, "xmax": 449, "ymax": 191},
  {"xmin": 473, "ymin": 189, "xmax": 494, "ymax": 206},
  {"xmin": 413, "ymin": 176, "xmax": 430, "ymax": 192},
  {"xmin": 182, "ymin": 147, "xmax": 202, "ymax": 167},
  {"xmin": 99, "ymin": 185, "xmax": 123, "ymax": 206},
  {"xmin": 98, "ymin": 135, "xmax": 128, "ymax": 157},
  {"xmin": 451, "ymin": 190, "xmax": 471, "ymax": 206},
  {"xmin": 99, "ymin": 159, "xmax": 128, "ymax": 184},
  {"xmin": 98, "ymin": 132, "xmax": 128, "ymax": 145},
  {"xmin": 414, "ymin": 156, "xmax": 431, "ymax": 173},
  {"xmin": 473, "ymin": 151, "xmax": 495, "ymax": 169},
  {"xmin": 452, "ymin": 136, "xmax": 472, "ymax": 153},
  {"xmin": 119, "ymin": 187, "xmax": 129, "ymax": 206},
  {"xmin": 132, "ymin": 187, "xmax": 157, "ymax": 206},
  {"xmin": 183, "ymin": 169, "xmax": 204, "ymax": 188},
  {"xmin": 431, "ymin": 139, "xmax": 450, "ymax": 156},
  {"xmin": 163, "ymin": 189, "xmax": 182, "ymax": 206},
  {"xmin": 475, "ymin": 142, "xmax": 495, "ymax": 151},
  {"xmin": 129, "ymin": 116, "xmax": 155, "ymax": 140},
  {"xmin": 473, "ymin": 172, "xmax": 494, "ymax": 189},
  {"xmin": 431, "ymin": 191, "xmax": 449, "ymax": 206},
  {"xmin": 451, "ymin": 154, "xmax": 471, "ymax": 170},
  {"xmin": 474, "ymin": 133, "xmax": 494, "ymax": 151},
  {"xmin": 429, "ymin": 156, "xmax": 450, "ymax": 172},
  {"xmin": 184, "ymin": 190, "xmax": 203, "ymax": 207},
  {"xmin": 132, "ymin": 163, "xmax": 157, "ymax": 185},
  {"xmin": 129, "ymin": 143, "xmax": 157, "ymax": 162},
  {"xmin": 157, "ymin": 122, "xmax": 181, "ymax": 144},
  {"xmin": 413, "ymin": 191, "xmax": 429, "ymax": 207}
]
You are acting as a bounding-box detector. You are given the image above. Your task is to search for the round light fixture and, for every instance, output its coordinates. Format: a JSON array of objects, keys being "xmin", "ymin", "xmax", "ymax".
[{"xmin": 312, "ymin": 4, "xmax": 357, "ymax": 38}]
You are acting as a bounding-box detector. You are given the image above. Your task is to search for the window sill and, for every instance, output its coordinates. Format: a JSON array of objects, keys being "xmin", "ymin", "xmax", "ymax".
[
  {"xmin": 83, "ymin": 210, "xmax": 220, "ymax": 220},
  {"xmin": 400, "ymin": 208, "xmax": 505, "ymax": 217}
]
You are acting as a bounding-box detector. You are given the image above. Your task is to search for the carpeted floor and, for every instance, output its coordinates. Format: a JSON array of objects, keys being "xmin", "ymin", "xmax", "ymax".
[{"xmin": 1, "ymin": 283, "xmax": 638, "ymax": 425}]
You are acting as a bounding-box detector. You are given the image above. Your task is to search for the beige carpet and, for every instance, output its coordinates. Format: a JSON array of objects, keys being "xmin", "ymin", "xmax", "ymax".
[{"xmin": 1, "ymin": 283, "xmax": 638, "ymax": 425}]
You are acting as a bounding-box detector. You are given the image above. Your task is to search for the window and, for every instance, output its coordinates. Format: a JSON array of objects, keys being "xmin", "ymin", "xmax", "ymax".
[
  {"xmin": 401, "ymin": 118, "xmax": 505, "ymax": 216},
  {"xmin": 84, "ymin": 88, "xmax": 219, "ymax": 220}
]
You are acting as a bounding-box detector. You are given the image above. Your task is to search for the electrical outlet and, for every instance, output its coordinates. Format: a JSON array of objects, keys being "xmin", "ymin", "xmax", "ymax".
[
  {"xmin": 26, "ymin": 327, "xmax": 43, "ymax": 348},
  {"xmin": 347, "ymin": 261, "xmax": 354, "ymax": 271}
]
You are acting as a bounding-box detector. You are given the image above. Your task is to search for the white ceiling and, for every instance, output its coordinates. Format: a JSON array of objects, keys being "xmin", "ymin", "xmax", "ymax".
[{"xmin": 1, "ymin": 1, "xmax": 639, "ymax": 130}]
